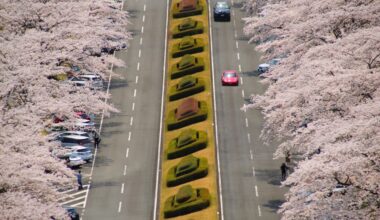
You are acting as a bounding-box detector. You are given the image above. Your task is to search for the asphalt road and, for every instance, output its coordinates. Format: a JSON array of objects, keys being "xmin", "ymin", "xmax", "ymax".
[
  {"xmin": 82, "ymin": 0, "xmax": 166, "ymax": 219},
  {"xmin": 210, "ymin": 0, "xmax": 287, "ymax": 219}
]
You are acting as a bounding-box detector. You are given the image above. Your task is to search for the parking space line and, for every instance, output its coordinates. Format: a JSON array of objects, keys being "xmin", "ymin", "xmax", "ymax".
[
  {"xmin": 70, "ymin": 201, "xmax": 85, "ymax": 208},
  {"xmin": 60, "ymin": 195, "xmax": 86, "ymax": 205}
]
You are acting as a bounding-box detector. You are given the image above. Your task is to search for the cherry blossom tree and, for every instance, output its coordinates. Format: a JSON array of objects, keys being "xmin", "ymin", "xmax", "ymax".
[
  {"xmin": 0, "ymin": 0, "xmax": 130, "ymax": 218},
  {"xmin": 243, "ymin": 0, "xmax": 380, "ymax": 219}
]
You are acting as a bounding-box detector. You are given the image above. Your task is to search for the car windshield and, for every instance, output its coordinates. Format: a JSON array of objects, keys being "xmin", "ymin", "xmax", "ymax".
[
  {"xmin": 77, "ymin": 148, "xmax": 90, "ymax": 153},
  {"xmin": 225, "ymin": 72, "xmax": 236, "ymax": 77},
  {"xmin": 216, "ymin": 2, "xmax": 229, "ymax": 9}
]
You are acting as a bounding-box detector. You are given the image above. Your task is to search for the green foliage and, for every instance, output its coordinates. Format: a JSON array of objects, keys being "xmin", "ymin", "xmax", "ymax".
[
  {"xmin": 167, "ymin": 155, "xmax": 208, "ymax": 187},
  {"xmin": 169, "ymin": 76, "xmax": 205, "ymax": 101},
  {"xmin": 164, "ymin": 185, "xmax": 210, "ymax": 218},
  {"xmin": 167, "ymin": 129, "xmax": 208, "ymax": 159},
  {"xmin": 170, "ymin": 55, "xmax": 205, "ymax": 79},
  {"xmin": 172, "ymin": 18, "xmax": 204, "ymax": 39},
  {"xmin": 171, "ymin": 37, "xmax": 205, "ymax": 58},
  {"xmin": 167, "ymin": 100, "xmax": 208, "ymax": 131},
  {"xmin": 172, "ymin": 0, "xmax": 203, "ymax": 19}
]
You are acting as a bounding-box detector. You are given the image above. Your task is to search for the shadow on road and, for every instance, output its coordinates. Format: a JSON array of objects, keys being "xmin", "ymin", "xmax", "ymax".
[
  {"xmin": 93, "ymin": 155, "xmax": 114, "ymax": 167},
  {"xmin": 256, "ymin": 168, "xmax": 282, "ymax": 186},
  {"xmin": 263, "ymin": 199, "xmax": 285, "ymax": 213}
]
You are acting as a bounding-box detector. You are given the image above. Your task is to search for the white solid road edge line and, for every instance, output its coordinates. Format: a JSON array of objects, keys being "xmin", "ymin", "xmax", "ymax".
[
  {"xmin": 208, "ymin": 2, "xmax": 224, "ymax": 220},
  {"xmin": 153, "ymin": 0, "xmax": 169, "ymax": 220}
]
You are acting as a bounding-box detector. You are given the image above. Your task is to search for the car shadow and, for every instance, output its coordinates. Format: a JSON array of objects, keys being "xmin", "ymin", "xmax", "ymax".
[
  {"xmin": 262, "ymin": 199, "xmax": 285, "ymax": 213},
  {"xmin": 255, "ymin": 168, "xmax": 282, "ymax": 186},
  {"xmin": 93, "ymin": 154, "xmax": 114, "ymax": 167},
  {"xmin": 108, "ymin": 79, "xmax": 130, "ymax": 90},
  {"xmin": 241, "ymin": 69, "xmax": 261, "ymax": 77},
  {"xmin": 126, "ymin": 9, "xmax": 140, "ymax": 19}
]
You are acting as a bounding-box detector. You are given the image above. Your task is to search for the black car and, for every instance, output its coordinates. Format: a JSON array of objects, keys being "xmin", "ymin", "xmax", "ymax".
[
  {"xmin": 63, "ymin": 206, "xmax": 80, "ymax": 220},
  {"xmin": 213, "ymin": 1, "xmax": 231, "ymax": 21}
]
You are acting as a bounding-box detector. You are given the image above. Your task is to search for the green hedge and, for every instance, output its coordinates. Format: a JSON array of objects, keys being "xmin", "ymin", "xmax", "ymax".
[
  {"xmin": 172, "ymin": 1, "xmax": 203, "ymax": 19},
  {"xmin": 167, "ymin": 129, "xmax": 208, "ymax": 159},
  {"xmin": 167, "ymin": 100, "xmax": 208, "ymax": 131},
  {"xmin": 164, "ymin": 185, "xmax": 210, "ymax": 218},
  {"xmin": 171, "ymin": 37, "xmax": 204, "ymax": 58},
  {"xmin": 167, "ymin": 155, "xmax": 208, "ymax": 187},
  {"xmin": 170, "ymin": 54, "xmax": 205, "ymax": 79},
  {"xmin": 172, "ymin": 18, "xmax": 204, "ymax": 39},
  {"xmin": 169, "ymin": 76, "xmax": 205, "ymax": 101}
]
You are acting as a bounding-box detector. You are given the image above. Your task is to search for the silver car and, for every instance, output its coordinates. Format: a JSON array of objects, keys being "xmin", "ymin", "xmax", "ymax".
[{"xmin": 78, "ymin": 74, "xmax": 104, "ymax": 90}]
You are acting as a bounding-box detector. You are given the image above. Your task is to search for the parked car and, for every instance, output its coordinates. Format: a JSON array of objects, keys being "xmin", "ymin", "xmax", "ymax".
[
  {"xmin": 49, "ymin": 131, "xmax": 93, "ymax": 142},
  {"xmin": 221, "ymin": 70, "xmax": 239, "ymax": 86},
  {"xmin": 257, "ymin": 58, "xmax": 281, "ymax": 73},
  {"xmin": 60, "ymin": 135, "xmax": 94, "ymax": 149},
  {"xmin": 63, "ymin": 206, "xmax": 80, "ymax": 220},
  {"xmin": 214, "ymin": 1, "xmax": 231, "ymax": 21},
  {"xmin": 68, "ymin": 146, "xmax": 93, "ymax": 162},
  {"xmin": 78, "ymin": 74, "xmax": 104, "ymax": 90},
  {"xmin": 67, "ymin": 76, "xmax": 87, "ymax": 87},
  {"xmin": 67, "ymin": 154, "xmax": 86, "ymax": 168},
  {"xmin": 74, "ymin": 119, "xmax": 96, "ymax": 131},
  {"xmin": 74, "ymin": 111, "xmax": 94, "ymax": 121}
]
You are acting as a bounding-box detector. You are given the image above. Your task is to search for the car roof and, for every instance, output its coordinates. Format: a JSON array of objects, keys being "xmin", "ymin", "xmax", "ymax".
[
  {"xmin": 70, "ymin": 146, "xmax": 89, "ymax": 150},
  {"xmin": 79, "ymin": 74, "xmax": 101, "ymax": 78},
  {"xmin": 62, "ymin": 135, "xmax": 89, "ymax": 140}
]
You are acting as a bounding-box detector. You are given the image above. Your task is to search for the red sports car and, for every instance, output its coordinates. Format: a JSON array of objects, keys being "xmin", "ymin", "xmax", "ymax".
[{"xmin": 221, "ymin": 70, "xmax": 239, "ymax": 86}]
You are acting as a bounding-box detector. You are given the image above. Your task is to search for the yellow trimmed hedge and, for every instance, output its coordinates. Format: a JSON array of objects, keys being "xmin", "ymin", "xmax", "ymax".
[{"xmin": 160, "ymin": 0, "xmax": 219, "ymax": 219}]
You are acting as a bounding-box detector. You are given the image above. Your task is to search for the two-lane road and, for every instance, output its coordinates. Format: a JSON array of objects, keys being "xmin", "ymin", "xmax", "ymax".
[
  {"xmin": 210, "ymin": 0, "xmax": 287, "ymax": 219},
  {"xmin": 82, "ymin": 0, "xmax": 167, "ymax": 219}
]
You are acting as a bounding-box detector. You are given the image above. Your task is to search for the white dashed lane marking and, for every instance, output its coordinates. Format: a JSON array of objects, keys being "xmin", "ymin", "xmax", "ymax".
[
  {"xmin": 132, "ymin": 102, "xmax": 135, "ymax": 111},
  {"xmin": 255, "ymin": 185, "xmax": 259, "ymax": 197},
  {"xmin": 140, "ymin": 37, "xmax": 143, "ymax": 45},
  {"xmin": 130, "ymin": 117, "xmax": 134, "ymax": 126},
  {"xmin": 121, "ymin": 183, "xmax": 125, "ymax": 194},
  {"xmin": 126, "ymin": 147, "xmax": 130, "ymax": 158},
  {"xmin": 137, "ymin": 62, "xmax": 140, "ymax": 71},
  {"xmin": 123, "ymin": 165, "xmax": 127, "ymax": 176},
  {"xmin": 135, "ymin": 75, "xmax": 139, "ymax": 84},
  {"xmin": 118, "ymin": 201, "xmax": 122, "ymax": 213},
  {"xmin": 133, "ymin": 89, "xmax": 137, "ymax": 97},
  {"xmin": 138, "ymin": 49, "xmax": 141, "ymax": 58}
]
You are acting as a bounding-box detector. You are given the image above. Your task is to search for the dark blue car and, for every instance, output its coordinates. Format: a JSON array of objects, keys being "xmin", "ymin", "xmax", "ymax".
[{"xmin": 213, "ymin": 2, "xmax": 231, "ymax": 21}]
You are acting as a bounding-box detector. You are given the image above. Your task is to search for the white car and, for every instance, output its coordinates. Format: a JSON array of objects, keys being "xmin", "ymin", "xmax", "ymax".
[
  {"xmin": 78, "ymin": 74, "xmax": 104, "ymax": 90},
  {"xmin": 67, "ymin": 154, "xmax": 86, "ymax": 168},
  {"xmin": 257, "ymin": 58, "xmax": 281, "ymax": 73},
  {"xmin": 67, "ymin": 76, "xmax": 87, "ymax": 87},
  {"xmin": 74, "ymin": 119, "xmax": 96, "ymax": 131},
  {"xmin": 67, "ymin": 146, "xmax": 93, "ymax": 162}
]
